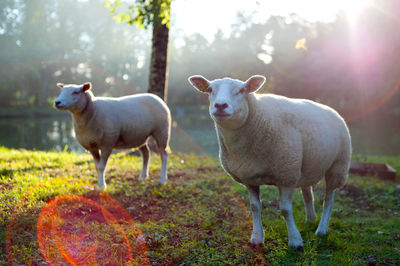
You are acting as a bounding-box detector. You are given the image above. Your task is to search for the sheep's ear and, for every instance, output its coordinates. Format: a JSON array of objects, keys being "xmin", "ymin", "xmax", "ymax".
[
  {"xmin": 244, "ymin": 75, "xmax": 266, "ymax": 93},
  {"xmin": 188, "ymin": 75, "xmax": 211, "ymax": 93},
  {"xmin": 82, "ymin": 82, "xmax": 92, "ymax": 92},
  {"xmin": 57, "ymin": 83, "xmax": 64, "ymax": 89}
]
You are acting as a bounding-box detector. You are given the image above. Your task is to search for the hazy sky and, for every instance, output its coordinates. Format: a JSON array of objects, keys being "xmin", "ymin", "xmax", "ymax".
[{"xmin": 172, "ymin": 0, "xmax": 371, "ymax": 39}]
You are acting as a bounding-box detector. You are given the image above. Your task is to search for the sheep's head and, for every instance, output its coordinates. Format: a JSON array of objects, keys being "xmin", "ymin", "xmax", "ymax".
[
  {"xmin": 188, "ymin": 75, "xmax": 265, "ymax": 128},
  {"xmin": 55, "ymin": 82, "xmax": 92, "ymax": 112}
]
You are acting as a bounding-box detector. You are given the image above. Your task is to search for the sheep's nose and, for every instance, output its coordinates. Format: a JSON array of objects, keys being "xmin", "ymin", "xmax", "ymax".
[
  {"xmin": 214, "ymin": 103, "xmax": 228, "ymax": 110},
  {"xmin": 55, "ymin": 100, "xmax": 61, "ymax": 106}
]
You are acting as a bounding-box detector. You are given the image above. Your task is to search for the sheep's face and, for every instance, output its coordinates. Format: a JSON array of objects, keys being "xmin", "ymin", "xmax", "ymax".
[
  {"xmin": 55, "ymin": 83, "xmax": 91, "ymax": 112},
  {"xmin": 189, "ymin": 75, "xmax": 266, "ymax": 128}
]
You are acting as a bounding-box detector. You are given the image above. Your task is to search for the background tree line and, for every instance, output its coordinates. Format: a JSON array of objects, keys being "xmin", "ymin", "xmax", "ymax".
[{"xmin": 0, "ymin": 0, "xmax": 400, "ymax": 124}]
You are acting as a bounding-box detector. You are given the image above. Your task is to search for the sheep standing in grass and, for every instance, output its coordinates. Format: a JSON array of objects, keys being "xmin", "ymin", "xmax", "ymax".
[
  {"xmin": 55, "ymin": 82, "xmax": 171, "ymax": 190},
  {"xmin": 188, "ymin": 75, "xmax": 351, "ymax": 250}
]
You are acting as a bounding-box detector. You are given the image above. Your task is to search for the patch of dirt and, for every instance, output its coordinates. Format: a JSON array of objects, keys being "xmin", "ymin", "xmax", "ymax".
[
  {"xmin": 340, "ymin": 184, "xmax": 371, "ymax": 209},
  {"xmin": 108, "ymin": 170, "xmax": 139, "ymax": 181},
  {"xmin": 166, "ymin": 170, "xmax": 191, "ymax": 182},
  {"xmin": 109, "ymin": 175, "xmax": 197, "ymax": 223},
  {"xmin": 86, "ymin": 166, "xmax": 236, "ymax": 230},
  {"xmin": 341, "ymin": 184, "xmax": 365, "ymax": 199},
  {"xmin": 0, "ymin": 182, "xmax": 14, "ymax": 193},
  {"xmin": 81, "ymin": 189, "xmax": 174, "ymax": 223},
  {"xmin": 196, "ymin": 166, "xmax": 221, "ymax": 173},
  {"xmin": 166, "ymin": 167, "xmax": 221, "ymax": 182},
  {"xmin": 117, "ymin": 195, "xmax": 176, "ymax": 223}
]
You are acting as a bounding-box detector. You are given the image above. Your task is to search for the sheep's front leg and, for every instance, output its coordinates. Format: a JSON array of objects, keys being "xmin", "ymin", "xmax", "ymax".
[
  {"xmin": 159, "ymin": 149, "xmax": 168, "ymax": 184},
  {"xmin": 138, "ymin": 145, "xmax": 150, "ymax": 180},
  {"xmin": 247, "ymin": 185, "xmax": 264, "ymax": 245},
  {"xmin": 279, "ymin": 187, "xmax": 303, "ymax": 250},
  {"xmin": 301, "ymin": 186, "xmax": 317, "ymax": 222},
  {"xmin": 97, "ymin": 148, "xmax": 112, "ymax": 190}
]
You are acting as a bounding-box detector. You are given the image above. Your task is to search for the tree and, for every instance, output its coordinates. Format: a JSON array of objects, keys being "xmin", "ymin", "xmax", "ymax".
[{"xmin": 105, "ymin": 0, "xmax": 171, "ymax": 102}]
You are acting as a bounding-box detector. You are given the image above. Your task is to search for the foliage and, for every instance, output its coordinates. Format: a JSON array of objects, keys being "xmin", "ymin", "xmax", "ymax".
[
  {"xmin": 1, "ymin": 147, "xmax": 399, "ymax": 264},
  {"xmin": 105, "ymin": 0, "xmax": 172, "ymax": 102},
  {"xmin": 1, "ymin": 0, "xmax": 400, "ymax": 123},
  {"xmin": 105, "ymin": 0, "xmax": 172, "ymax": 28},
  {"xmin": 0, "ymin": 0, "xmax": 151, "ymax": 108}
]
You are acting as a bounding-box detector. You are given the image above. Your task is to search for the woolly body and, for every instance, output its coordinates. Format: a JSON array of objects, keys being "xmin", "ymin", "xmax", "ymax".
[
  {"xmin": 73, "ymin": 92, "xmax": 170, "ymax": 152},
  {"xmin": 189, "ymin": 75, "xmax": 351, "ymax": 249},
  {"xmin": 55, "ymin": 83, "xmax": 171, "ymax": 189},
  {"xmin": 218, "ymin": 93, "xmax": 350, "ymax": 189}
]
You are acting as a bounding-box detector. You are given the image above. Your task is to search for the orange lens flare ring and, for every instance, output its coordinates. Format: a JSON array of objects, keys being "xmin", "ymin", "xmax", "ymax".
[
  {"xmin": 36, "ymin": 193, "xmax": 148, "ymax": 265},
  {"xmin": 6, "ymin": 181, "xmax": 148, "ymax": 265}
]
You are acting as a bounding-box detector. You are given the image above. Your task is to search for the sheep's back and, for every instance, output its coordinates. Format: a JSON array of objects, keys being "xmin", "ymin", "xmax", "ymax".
[{"xmin": 90, "ymin": 93, "xmax": 170, "ymax": 148}]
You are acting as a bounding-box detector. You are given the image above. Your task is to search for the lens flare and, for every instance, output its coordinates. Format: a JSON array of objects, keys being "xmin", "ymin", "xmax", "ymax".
[
  {"xmin": 36, "ymin": 193, "xmax": 148, "ymax": 265},
  {"xmin": 6, "ymin": 178, "xmax": 148, "ymax": 265}
]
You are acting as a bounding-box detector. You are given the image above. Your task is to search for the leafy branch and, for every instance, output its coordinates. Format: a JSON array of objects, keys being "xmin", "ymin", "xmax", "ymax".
[{"xmin": 104, "ymin": 0, "xmax": 171, "ymax": 29}]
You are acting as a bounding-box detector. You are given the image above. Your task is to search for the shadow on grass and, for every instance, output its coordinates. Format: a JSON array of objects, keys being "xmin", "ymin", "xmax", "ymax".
[{"xmin": 0, "ymin": 165, "xmax": 61, "ymax": 178}]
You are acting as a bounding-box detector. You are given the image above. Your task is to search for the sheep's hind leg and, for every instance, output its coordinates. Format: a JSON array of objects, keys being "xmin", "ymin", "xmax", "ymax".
[
  {"xmin": 279, "ymin": 187, "xmax": 303, "ymax": 250},
  {"xmin": 315, "ymin": 189, "xmax": 335, "ymax": 235},
  {"xmin": 152, "ymin": 132, "xmax": 169, "ymax": 184},
  {"xmin": 138, "ymin": 145, "xmax": 150, "ymax": 180},
  {"xmin": 247, "ymin": 185, "xmax": 264, "ymax": 245},
  {"xmin": 89, "ymin": 150, "xmax": 101, "ymax": 186},
  {"xmin": 159, "ymin": 149, "xmax": 168, "ymax": 184},
  {"xmin": 301, "ymin": 186, "xmax": 317, "ymax": 222},
  {"xmin": 97, "ymin": 148, "xmax": 112, "ymax": 190}
]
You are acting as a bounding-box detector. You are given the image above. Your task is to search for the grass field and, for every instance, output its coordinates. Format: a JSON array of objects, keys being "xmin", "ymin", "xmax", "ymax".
[{"xmin": 1, "ymin": 147, "xmax": 399, "ymax": 265}]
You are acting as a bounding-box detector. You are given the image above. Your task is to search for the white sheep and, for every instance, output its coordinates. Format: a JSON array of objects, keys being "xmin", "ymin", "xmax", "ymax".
[
  {"xmin": 55, "ymin": 82, "xmax": 171, "ymax": 190},
  {"xmin": 188, "ymin": 75, "xmax": 351, "ymax": 250}
]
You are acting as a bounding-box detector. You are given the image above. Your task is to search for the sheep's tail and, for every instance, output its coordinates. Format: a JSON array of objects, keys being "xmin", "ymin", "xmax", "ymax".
[
  {"xmin": 165, "ymin": 145, "xmax": 172, "ymax": 154},
  {"xmin": 146, "ymin": 136, "xmax": 171, "ymax": 154}
]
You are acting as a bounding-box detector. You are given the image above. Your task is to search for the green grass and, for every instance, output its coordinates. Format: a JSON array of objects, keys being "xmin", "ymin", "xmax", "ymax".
[{"xmin": 1, "ymin": 147, "xmax": 399, "ymax": 265}]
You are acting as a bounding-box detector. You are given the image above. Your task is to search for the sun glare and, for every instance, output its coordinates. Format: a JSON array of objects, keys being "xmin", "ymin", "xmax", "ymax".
[
  {"xmin": 337, "ymin": 0, "xmax": 371, "ymax": 24},
  {"xmin": 173, "ymin": 0, "xmax": 372, "ymax": 40}
]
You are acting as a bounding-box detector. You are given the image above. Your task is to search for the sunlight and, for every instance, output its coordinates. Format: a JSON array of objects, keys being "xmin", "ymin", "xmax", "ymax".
[
  {"xmin": 295, "ymin": 38, "xmax": 307, "ymax": 50},
  {"xmin": 173, "ymin": 0, "xmax": 372, "ymax": 39},
  {"xmin": 339, "ymin": 0, "xmax": 371, "ymax": 24}
]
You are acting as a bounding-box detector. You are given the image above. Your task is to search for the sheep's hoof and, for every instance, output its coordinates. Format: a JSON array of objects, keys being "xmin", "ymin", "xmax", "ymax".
[
  {"xmin": 315, "ymin": 228, "xmax": 328, "ymax": 236},
  {"xmin": 294, "ymin": 246, "xmax": 304, "ymax": 252},
  {"xmin": 249, "ymin": 242, "xmax": 263, "ymax": 250},
  {"xmin": 158, "ymin": 176, "xmax": 167, "ymax": 185},
  {"xmin": 97, "ymin": 184, "xmax": 107, "ymax": 191},
  {"xmin": 250, "ymin": 236, "xmax": 263, "ymax": 246},
  {"xmin": 138, "ymin": 175, "xmax": 148, "ymax": 181},
  {"xmin": 288, "ymin": 238, "xmax": 303, "ymax": 251}
]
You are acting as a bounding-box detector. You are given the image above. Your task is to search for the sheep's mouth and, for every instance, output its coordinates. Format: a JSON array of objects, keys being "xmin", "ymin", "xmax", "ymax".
[
  {"xmin": 55, "ymin": 104, "xmax": 67, "ymax": 110},
  {"xmin": 212, "ymin": 112, "xmax": 232, "ymax": 119}
]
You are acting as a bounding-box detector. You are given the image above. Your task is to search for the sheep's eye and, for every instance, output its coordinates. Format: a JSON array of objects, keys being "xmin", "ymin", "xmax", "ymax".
[
  {"xmin": 205, "ymin": 87, "xmax": 212, "ymax": 93},
  {"xmin": 235, "ymin": 88, "xmax": 245, "ymax": 96},
  {"xmin": 72, "ymin": 91, "xmax": 80, "ymax": 95}
]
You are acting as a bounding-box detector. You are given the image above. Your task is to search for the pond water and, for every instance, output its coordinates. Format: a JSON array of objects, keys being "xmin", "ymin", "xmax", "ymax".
[
  {"xmin": 0, "ymin": 108, "xmax": 219, "ymax": 157},
  {"xmin": 0, "ymin": 108, "xmax": 399, "ymax": 157}
]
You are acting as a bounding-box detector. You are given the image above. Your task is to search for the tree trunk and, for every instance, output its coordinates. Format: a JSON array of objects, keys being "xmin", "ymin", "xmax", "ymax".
[{"xmin": 147, "ymin": 15, "xmax": 170, "ymax": 102}]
